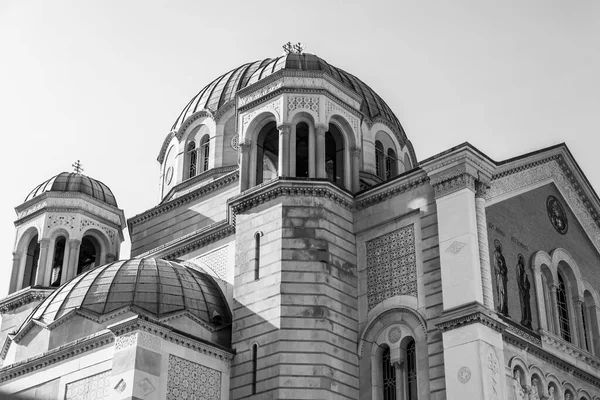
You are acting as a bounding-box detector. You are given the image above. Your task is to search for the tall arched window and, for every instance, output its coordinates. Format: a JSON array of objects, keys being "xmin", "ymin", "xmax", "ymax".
[
  {"xmin": 256, "ymin": 122, "xmax": 279, "ymax": 185},
  {"xmin": 375, "ymin": 141, "xmax": 384, "ymax": 179},
  {"xmin": 188, "ymin": 141, "xmax": 197, "ymax": 178},
  {"xmin": 51, "ymin": 236, "xmax": 66, "ymax": 287},
  {"xmin": 325, "ymin": 124, "xmax": 345, "ymax": 188},
  {"xmin": 251, "ymin": 343, "xmax": 258, "ymax": 395},
  {"xmin": 22, "ymin": 235, "xmax": 40, "ymax": 288},
  {"xmin": 77, "ymin": 236, "xmax": 100, "ymax": 275},
  {"xmin": 254, "ymin": 232, "xmax": 261, "ymax": 280},
  {"xmin": 295, "ymin": 122, "xmax": 309, "ymax": 178},
  {"xmin": 557, "ymin": 272, "xmax": 572, "ymax": 342},
  {"xmin": 381, "ymin": 345, "xmax": 396, "ymax": 400},
  {"xmin": 406, "ymin": 339, "xmax": 417, "ymax": 400},
  {"xmin": 583, "ymin": 290, "xmax": 599, "ymax": 355},
  {"xmin": 386, "ymin": 149, "xmax": 397, "ymax": 179},
  {"xmin": 200, "ymin": 134, "xmax": 210, "ymax": 173}
]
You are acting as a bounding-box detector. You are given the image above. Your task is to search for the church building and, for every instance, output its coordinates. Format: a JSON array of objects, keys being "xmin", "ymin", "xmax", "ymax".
[{"xmin": 0, "ymin": 46, "xmax": 599, "ymax": 400}]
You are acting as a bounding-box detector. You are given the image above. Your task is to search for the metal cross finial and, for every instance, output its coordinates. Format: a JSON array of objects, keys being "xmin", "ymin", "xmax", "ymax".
[
  {"xmin": 282, "ymin": 42, "xmax": 305, "ymax": 55},
  {"xmin": 72, "ymin": 160, "xmax": 84, "ymax": 174}
]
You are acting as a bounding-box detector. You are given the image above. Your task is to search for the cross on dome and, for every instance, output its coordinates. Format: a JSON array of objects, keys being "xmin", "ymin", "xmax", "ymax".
[
  {"xmin": 282, "ymin": 42, "xmax": 305, "ymax": 55},
  {"xmin": 71, "ymin": 160, "xmax": 84, "ymax": 174}
]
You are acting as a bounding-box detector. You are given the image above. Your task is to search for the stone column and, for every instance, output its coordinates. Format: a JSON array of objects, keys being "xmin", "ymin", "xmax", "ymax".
[
  {"xmin": 394, "ymin": 362, "xmax": 405, "ymax": 400},
  {"xmin": 9, "ymin": 251, "xmax": 22, "ymax": 294},
  {"xmin": 35, "ymin": 239, "xmax": 51, "ymax": 286},
  {"xmin": 239, "ymin": 140, "xmax": 252, "ymax": 191},
  {"xmin": 289, "ymin": 124, "xmax": 296, "ymax": 177},
  {"xmin": 277, "ymin": 124, "xmax": 290, "ymax": 177},
  {"xmin": 63, "ymin": 239, "xmax": 81, "ymax": 283},
  {"xmin": 351, "ymin": 147, "xmax": 361, "ymax": 193},
  {"xmin": 475, "ymin": 182, "xmax": 494, "ymax": 310},
  {"xmin": 315, "ymin": 125, "xmax": 327, "ymax": 179},
  {"xmin": 550, "ymin": 285, "xmax": 561, "ymax": 335},
  {"xmin": 531, "ymin": 266, "xmax": 548, "ymax": 331},
  {"xmin": 308, "ymin": 124, "xmax": 315, "ymax": 178},
  {"xmin": 575, "ymin": 299, "xmax": 587, "ymax": 349}
]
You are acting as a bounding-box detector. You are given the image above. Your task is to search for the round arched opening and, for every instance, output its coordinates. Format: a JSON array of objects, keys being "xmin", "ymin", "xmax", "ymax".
[
  {"xmin": 325, "ymin": 124, "xmax": 345, "ymax": 188},
  {"xmin": 295, "ymin": 122, "xmax": 309, "ymax": 178},
  {"xmin": 51, "ymin": 236, "xmax": 66, "ymax": 287},
  {"xmin": 23, "ymin": 235, "xmax": 40, "ymax": 288},
  {"xmin": 77, "ymin": 236, "xmax": 101, "ymax": 275},
  {"xmin": 256, "ymin": 121, "xmax": 279, "ymax": 185}
]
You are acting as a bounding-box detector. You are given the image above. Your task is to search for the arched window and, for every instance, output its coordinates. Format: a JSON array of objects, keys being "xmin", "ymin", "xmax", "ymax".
[
  {"xmin": 188, "ymin": 141, "xmax": 197, "ymax": 178},
  {"xmin": 557, "ymin": 272, "xmax": 572, "ymax": 342},
  {"xmin": 386, "ymin": 149, "xmax": 397, "ymax": 179},
  {"xmin": 251, "ymin": 343, "xmax": 258, "ymax": 395},
  {"xmin": 51, "ymin": 236, "xmax": 66, "ymax": 287},
  {"xmin": 295, "ymin": 122, "xmax": 309, "ymax": 178},
  {"xmin": 256, "ymin": 122, "xmax": 279, "ymax": 185},
  {"xmin": 200, "ymin": 134, "xmax": 210, "ymax": 173},
  {"xmin": 375, "ymin": 141, "xmax": 384, "ymax": 179},
  {"xmin": 406, "ymin": 339, "xmax": 417, "ymax": 400},
  {"xmin": 254, "ymin": 232, "xmax": 261, "ymax": 280},
  {"xmin": 325, "ymin": 124, "xmax": 345, "ymax": 188},
  {"xmin": 22, "ymin": 235, "xmax": 40, "ymax": 288},
  {"xmin": 77, "ymin": 236, "xmax": 100, "ymax": 275},
  {"xmin": 381, "ymin": 345, "xmax": 396, "ymax": 400}
]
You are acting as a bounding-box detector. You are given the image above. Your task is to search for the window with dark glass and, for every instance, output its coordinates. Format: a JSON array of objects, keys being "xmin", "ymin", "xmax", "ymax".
[
  {"xmin": 188, "ymin": 141, "xmax": 197, "ymax": 178},
  {"xmin": 51, "ymin": 237, "xmax": 66, "ymax": 287},
  {"xmin": 581, "ymin": 305, "xmax": 590, "ymax": 351},
  {"xmin": 77, "ymin": 236, "xmax": 99, "ymax": 275},
  {"xmin": 252, "ymin": 343, "xmax": 258, "ymax": 394},
  {"xmin": 200, "ymin": 135, "xmax": 210, "ymax": 172},
  {"xmin": 382, "ymin": 345, "xmax": 396, "ymax": 400},
  {"xmin": 375, "ymin": 141, "xmax": 384, "ymax": 179},
  {"xmin": 23, "ymin": 235, "xmax": 40, "ymax": 288},
  {"xmin": 407, "ymin": 339, "xmax": 418, "ymax": 400},
  {"xmin": 557, "ymin": 272, "xmax": 572, "ymax": 342},
  {"xmin": 254, "ymin": 232, "xmax": 261, "ymax": 280}
]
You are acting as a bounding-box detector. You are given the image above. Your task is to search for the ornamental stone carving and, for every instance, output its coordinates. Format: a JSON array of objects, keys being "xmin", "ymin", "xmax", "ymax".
[
  {"xmin": 241, "ymin": 98, "xmax": 283, "ymax": 137},
  {"xmin": 65, "ymin": 370, "xmax": 111, "ymax": 400},
  {"xmin": 287, "ymin": 96, "xmax": 319, "ymax": 116},
  {"xmin": 239, "ymin": 81, "xmax": 283, "ymax": 106},
  {"xmin": 47, "ymin": 215, "xmax": 76, "ymax": 229},
  {"xmin": 166, "ymin": 355, "xmax": 221, "ymax": 400},
  {"xmin": 195, "ymin": 246, "xmax": 229, "ymax": 280},
  {"xmin": 80, "ymin": 218, "xmax": 115, "ymax": 245},
  {"xmin": 324, "ymin": 99, "xmax": 360, "ymax": 135}
]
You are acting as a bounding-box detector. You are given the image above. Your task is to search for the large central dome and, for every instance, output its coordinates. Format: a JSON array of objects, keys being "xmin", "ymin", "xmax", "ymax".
[{"xmin": 171, "ymin": 53, "xmax": 404, "ymax": 135}]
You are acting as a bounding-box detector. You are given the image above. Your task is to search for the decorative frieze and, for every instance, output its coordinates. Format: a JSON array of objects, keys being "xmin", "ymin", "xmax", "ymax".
[
  {"xmin": 325, "ymin": 99, "xmax": 360, "ymax": 134},
  {"xmin": 430, "ymin": 165, "xmax": 478, "ymax": 198},
  {"xmin": 238, "ymin": 81, "xmax": 283, "ymax": 106},
  {"xmin": 287, "ymin": 96, "xmax": 319, "ymax": 116},
  {"xmin": 65, "ymin": 369, "xmax": 111, "ymax": 400},
  {"xmin": 80, "ymin": 218, "xmax": 115, "ymax": 245},
  {"xmin": 366, "ymin": 224, "xmax": 417, "ymax": 311}
]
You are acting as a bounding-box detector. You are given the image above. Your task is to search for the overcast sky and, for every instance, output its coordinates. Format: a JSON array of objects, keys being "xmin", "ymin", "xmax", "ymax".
[{"xmin": 0, "ymin": 0, "xmax": 598, "ymax": 297}]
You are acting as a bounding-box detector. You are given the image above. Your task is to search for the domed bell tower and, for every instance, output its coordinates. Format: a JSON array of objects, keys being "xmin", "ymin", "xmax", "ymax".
[{"xmin": 0, "ymin": 165, "xmax": 125, "ymax": 364}]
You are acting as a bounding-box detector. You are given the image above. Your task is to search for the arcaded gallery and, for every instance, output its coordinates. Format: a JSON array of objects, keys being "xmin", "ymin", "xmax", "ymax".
[{"xmin": 0, "ymin": 48, "xmax": 599, "ymax": 400}]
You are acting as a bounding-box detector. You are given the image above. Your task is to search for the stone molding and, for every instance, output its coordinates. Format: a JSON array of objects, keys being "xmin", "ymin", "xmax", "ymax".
[
  {"xmin": 355, "ymin": 171, "xmax": 429, "ymax": 209},
  {"xmin": 127, "ymin": 170, "xmax": 239, "ymax": 230},
  {"xmin": 228, "ymin": 179, "xmax": 354, "ymax": 217},
  {"xmin": 430, "ymin": 167, "xmax": 478, "ymax": 198},
  {"xmin": 0, "ymin": 331, "xmax": 114, "ymax": 383},
  {"xmin": 434, "ymin": 302, "xmax": 506, "ymax": 334},
  {"xmin": 499, "ymin": 315, "xmax": 542, "ymax": 346},
  {"xmin": 174, "ymin": 110, "xmax": 215, "ymax": 141},
  {"xmin": 540, "ymin": 330, "xmax": 600, "ymax": 370},
  {"xmin": 156, "ymin": 222, "xmax": 234, "ymax": 261},
  {"xmin": 108, "ymin": 316, "xmax": 234, "ymax": 365},
  {"xmin": 157, "ymin": 130, "xmax": 177, "ymax": 163},
  {"xmin": 0, "ymin": 287, "xmax": 54, "ymax": 314},
  {"xmin": 161, "ymin": 165, "xmax": 239, "ymax": 203}
]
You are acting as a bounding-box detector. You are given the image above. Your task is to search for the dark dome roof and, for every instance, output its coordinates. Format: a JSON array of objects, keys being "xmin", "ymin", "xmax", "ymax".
[
  {"xmin": 171, "ymin": 53, "xmax": 405, "ymax": 135},
  {"xmin": 25, "ymin": 172, "xmax": 118, "ymax": 207},
  {"xmin": 21, "ymin": 258, "xmax": 231, "ymax": 328}
]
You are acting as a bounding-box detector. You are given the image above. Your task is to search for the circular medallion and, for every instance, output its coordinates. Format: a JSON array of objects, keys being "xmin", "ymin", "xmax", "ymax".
[
  {"xmin": 387, "ymin": 327, "xmax": 402, "ymax": 343},
  {"xmin": 547, "ymin": 195, "xmax": 568, "ymax": 235},
  {"xmin": 231, "ymin": 134, "xmax": 239, "ymax": 150},
  {"xmin": 166, "ymin": 166, "xmax": 174, "ymax": 185},
  {"xmin": 458, "ymin": 366, "xmax": 471, "ymax": 384}
]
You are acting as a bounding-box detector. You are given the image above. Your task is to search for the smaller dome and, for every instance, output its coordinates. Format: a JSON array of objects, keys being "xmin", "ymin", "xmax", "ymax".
[
  {"xmin": 25, "ymin": 172, "xmax": 118, "ymax": 207},
  {"xmin": 21, "ymin": 258, "xmax": 231, "ymax": 329}
]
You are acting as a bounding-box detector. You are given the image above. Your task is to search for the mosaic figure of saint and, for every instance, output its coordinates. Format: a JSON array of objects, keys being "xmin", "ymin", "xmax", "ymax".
[
  {"xmin": 493, "ymin": 239, "xmax": 508, "ymax": 315},
  {"xmin": 516, "ymin": 253, "xmax": 532, "ymax": 329}
]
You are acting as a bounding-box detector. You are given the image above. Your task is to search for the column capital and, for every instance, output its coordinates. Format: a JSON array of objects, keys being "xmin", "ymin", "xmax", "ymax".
[
  {"xmin": 277, "ymin": 123, "xmax": 292, "ymax": 134},
  {"xmin": 68, "ymin": 238, "xmax": 82, "ymax": 248},
  {"xmin": 475, "ymin": 180, "xmax": 490, "ymax": 198},
  {"xmin": 239, "ymin": 139, "xmax": 252, "ymax": 153},
  {"xmin": 550, "ymin": 284, "xmax": 559, "ymax": 293},
  {"xmin": 351, "ymin": 146, "xmax": 362, "ymax": 157},
  {"xmin": 315, "ymin": 124, "xmax": 327, "ymax": 136},
  {"xmin": 39, "ymin": 238, "xmax": 51, "ymax": 248}
]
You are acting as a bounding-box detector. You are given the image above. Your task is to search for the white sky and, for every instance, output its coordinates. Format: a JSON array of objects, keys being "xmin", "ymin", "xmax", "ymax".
[{"xmin": 0, "ymin": 1, "xmax": 599, "ymax": 297}]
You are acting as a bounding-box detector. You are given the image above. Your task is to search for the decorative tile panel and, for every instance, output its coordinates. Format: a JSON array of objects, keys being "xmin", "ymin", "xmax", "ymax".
[
  {"xmin": 196, "ymin": 246, "xmax": 229, "ymax": 280},
  {"xmin": 366, "ymin": 224, "xmax": 417, "ymax": 311},
  {"xmin": 65, "ymin": 370, "xmax": 111, "ymax": 400},
  {"xmin": 287, "ymin": 96, "xmax": 319, "ymax": 115},
  {"xmin": 167, "ymin": 355, "xmax": 221, "ymax": 400}
]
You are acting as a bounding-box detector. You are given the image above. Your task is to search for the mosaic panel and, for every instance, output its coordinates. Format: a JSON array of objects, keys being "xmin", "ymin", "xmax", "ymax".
[
  {"xmin": 196, "ymin": 246, "xmax": 228, "ymax": 280},
  {"xmin": 167, "ymin": 355, "xmax": 221, "ymax": 400},
  {"xmin": 366, "ymin": 224, "xmax": 417, "ymax": 311},
  {"xmin": 65, "ymin": 370, "xmax": 111, "ymax": 400}
]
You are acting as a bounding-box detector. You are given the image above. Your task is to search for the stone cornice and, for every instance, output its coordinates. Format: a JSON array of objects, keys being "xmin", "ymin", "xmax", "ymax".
[
  {"xmin": 228, "ymin": 178, "xmax": 354, "ymax": 217},
  {"xmin": 157, "ymin": 130, "xmax": 177, "ymax": 163},
  {"xmin": 161, "ymin": 165, "xmax": 239, "ymax": 203},
  {"xmin": 434, "ymin": 302, "xmax": 506, "ymax": 333},
  {"xmin": 540, "ymin": 330, "xmax": 600, "ymax": 370},
  {"xmin": 0, "ymin": 287, "xmax": 54, "ymax": 314},
  {"xmin": 355, "ymin": 170, "xmax": 429, "ymax": 209},
  {"xmin": 108, "ymin": 315, "xmax": 234, "ymax": 363},
  {"xmin": 0, "ymin": 331, "xmax": 114, "ymax": 383},
  {"xmin": 127, "ymin": 170, "xmax": 239, "ymax": 233}
]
